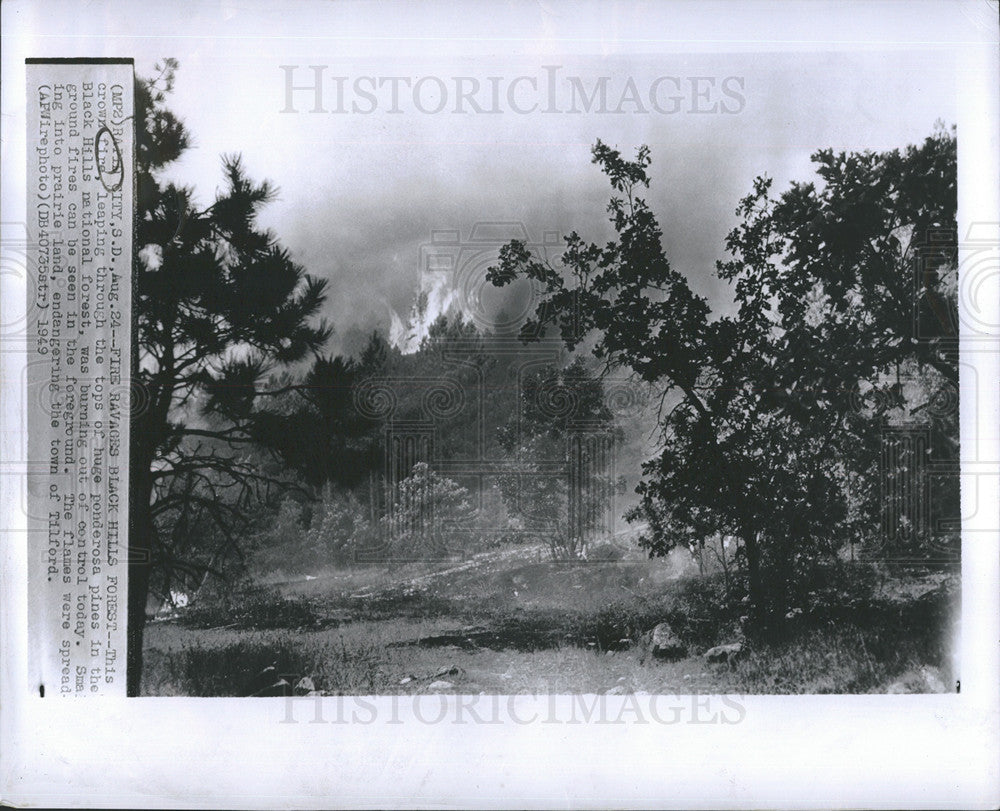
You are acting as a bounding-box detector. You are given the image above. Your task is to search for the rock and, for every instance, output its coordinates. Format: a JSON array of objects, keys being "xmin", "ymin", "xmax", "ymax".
[
  {"xmin": 650, "ymin": 622, "xmax": 686, "ymax": 660},
  {"xmin": 246, "ymin": 664, "xmax": 282, "ymax": 696},
  {"xmin": 605, "ymin": 685, "xmax": 627, "ymax": 695},
  {"xmin": 434, "ymin": 665, "xmax": 461, "ymax": 678},
  {"xmin": 920, "ymin": 666, "xmax": 947, "ymax": 693},
  {"xmin": 251, "ymin": 678, "xmax": 291, "ymax": 697},
  {"xmin": 886, "ymin": 680, "xmax": 910, "ymax": 694},
  {"xmin": 399, "ymin": 676, "xmax": 414, "ymax": 685},
  {"xmin": 888, "ymin": 666, "xmax": 948, "ymax": 694},
  {"xmin": 427, "ymin": 680, "xmax": 454, "ymax": 691},
  {"xmin": 294, "ymin": 676, "xmax": 316, "ymax": 696},
  {"xmin": 704, "ymin": 642, "xmax": 744, "ymax": 664}
]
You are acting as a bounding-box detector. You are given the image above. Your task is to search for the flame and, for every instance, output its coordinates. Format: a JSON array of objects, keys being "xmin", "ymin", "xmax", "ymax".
[{"xmin": 390, "ymin": 270, "xmax": 462, "ymax": 354}]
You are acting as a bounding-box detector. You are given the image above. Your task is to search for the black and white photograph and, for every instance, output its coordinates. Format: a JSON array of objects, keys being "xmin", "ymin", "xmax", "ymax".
[
  {"xmin": 130, "ymin": 55, "xmax": 964, "ymax": 699},
  {"xmin": 2, "ymin": 0, "xmax": 998, "ymax": 807}
]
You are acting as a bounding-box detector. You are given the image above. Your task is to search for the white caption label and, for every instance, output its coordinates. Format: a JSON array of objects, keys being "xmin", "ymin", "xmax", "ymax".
[{"xmin": 26, "ymin": 60, "xmax": 133, "ymax": 696}]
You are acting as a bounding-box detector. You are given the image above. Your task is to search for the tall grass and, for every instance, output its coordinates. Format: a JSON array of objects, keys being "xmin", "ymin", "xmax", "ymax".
[{"xmin": 142, "ymin": 632, "xmax": 390, "ymax": 696}]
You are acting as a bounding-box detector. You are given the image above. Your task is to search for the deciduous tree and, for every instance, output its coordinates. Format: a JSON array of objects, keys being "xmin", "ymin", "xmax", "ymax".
[{"xmin": 487, "ymin": 129, "xmax": 958, "ymax": 614}]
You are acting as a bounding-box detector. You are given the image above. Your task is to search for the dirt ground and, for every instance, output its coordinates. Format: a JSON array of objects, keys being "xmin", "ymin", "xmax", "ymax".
[{"xmin": 142, "ymin": 544, "xmax": 957, "ymax": 696}]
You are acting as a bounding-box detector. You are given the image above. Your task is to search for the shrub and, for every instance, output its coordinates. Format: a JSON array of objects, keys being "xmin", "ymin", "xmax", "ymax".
[
  {"xmin": 306, "ymin": 486, "xmax": 377, "ymax": 564},
  {"xmin": 247, "ymin": 497, "xmax": 311, "ymax": 575},
  {"xmin": 249, "ymin": 487, "xmax": 378, "ymax": 575},
  {"xmin": 726, "ymin": 582, "xmax": 959, "ymax": 693},
  {"xmin": 381, "ymin": 463, "xmax": 474, "ymax": 558}
]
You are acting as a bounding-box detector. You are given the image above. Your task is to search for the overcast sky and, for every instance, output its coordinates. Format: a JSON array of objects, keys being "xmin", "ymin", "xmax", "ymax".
[
  {"xmin": 3, "ymin": 0, "xmax": 963, "ymax": 356},
  {"xmin": 167, "ymin": 47, "xmax": 957, "ymax": 356}
]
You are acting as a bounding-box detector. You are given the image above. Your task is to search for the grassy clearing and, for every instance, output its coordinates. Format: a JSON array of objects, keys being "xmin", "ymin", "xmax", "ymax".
[
  {"xmin": 142, "ymin": 618, "xmax": 454, "ymax": 696},
  {"xmin": 142, "ymin": 547, "xmax": 958, "ymax": 696}
]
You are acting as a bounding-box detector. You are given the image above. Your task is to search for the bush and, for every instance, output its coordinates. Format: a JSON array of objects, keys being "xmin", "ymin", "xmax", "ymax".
[
  {"xmin": 727, "ymin": 582, "xmax": 959, "ymax": 693},
  {"xmin": 381, "ymin": 463, "xmax": 475, "ymax": 558},
  {"xmin": 247, "ymin": 497, "xmax": 311, "ymax": 575},
  {"xmin": 249, "ymin": 487, "xmax": 378, "ymax": 575},
  {"xmin": 306, "ymin": 487, "xmax": 377, "ymax": 564}
]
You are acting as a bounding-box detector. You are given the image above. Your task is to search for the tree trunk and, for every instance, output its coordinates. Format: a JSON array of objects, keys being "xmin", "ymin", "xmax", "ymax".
[
  {"xmin": 126, "ymin": 449, "xmax": 156, "ymax": 696},
  {"xmin": 744, "ymin": 532, "xmax": 765, "ymax": 617},
  {"xmin": 125, "ymin": 527, "xmax": 150, "ymax": 695},
  {"xmin": 718, "ymin": 535, "xmax": 731, "ymax": 589}
]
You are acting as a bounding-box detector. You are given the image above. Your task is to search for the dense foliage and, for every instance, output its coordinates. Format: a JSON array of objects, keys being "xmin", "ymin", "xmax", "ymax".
[{"xmin": 487, "ymin": 129, "xmax": 959, "ymax": 614}]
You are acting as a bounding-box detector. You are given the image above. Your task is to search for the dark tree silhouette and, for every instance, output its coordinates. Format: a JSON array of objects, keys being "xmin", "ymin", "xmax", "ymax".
[
  {"xmin": 128, "ymin": 61, "xmax": 331, "ymax": 694},
  {"xmin": 488, "ymin": 130, "xmax": 958, "ymax": 615}
]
